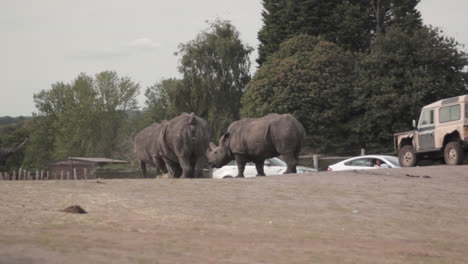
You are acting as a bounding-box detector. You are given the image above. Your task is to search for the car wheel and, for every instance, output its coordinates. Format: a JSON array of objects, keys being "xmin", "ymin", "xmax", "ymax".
[
  {"xmin": 399, "ymin": 145, "xmax": 417, "ymax": 167},
  {"xmin": 444, "ymin": 141, "xmax": 464, "ymax": 165}
]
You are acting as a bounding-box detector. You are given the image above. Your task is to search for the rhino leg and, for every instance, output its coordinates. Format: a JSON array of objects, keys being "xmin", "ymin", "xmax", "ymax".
[
  {"xmin": 194, "ymin": 157, "xmax": 205, "ymax": 178},
  {"xmin": 235, "ymin": 155, "xmax": 246, "ymax": 178},
  {"xmin": 178, "ymin": 157, "xmax": 194, "ymax": 179},
  {"xmin": 139, "ymin": 160, "xmax": 147, "ymax": 178},
  {"xmin": 152, "ymin": 157, "xmax": 168, "ymax": 176},
  {"xmin": 164, "ymin": 158, "xmax": 182, "ymax": 178},
  {"xmin": 255, "ymin": 160, "xmax": 266, "ymax": 176},
  {"xmin": 282, "ymin": 152, "xmax": 298, "ymax": 174}
]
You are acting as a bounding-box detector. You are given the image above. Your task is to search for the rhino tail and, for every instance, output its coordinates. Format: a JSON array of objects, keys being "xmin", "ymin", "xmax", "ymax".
[
  {"xmin": 264, "ymin": 124, "xmax": 277, "ymax": 153},
  {"xmin": 188, "ymin": 112, "xmax": 197, "ymax": 142}
]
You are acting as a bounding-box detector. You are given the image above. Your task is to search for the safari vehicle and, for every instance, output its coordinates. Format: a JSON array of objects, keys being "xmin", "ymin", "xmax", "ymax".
[{"xmin": 394, "ymin": 94, "xmax": 468, "ymax": 167}]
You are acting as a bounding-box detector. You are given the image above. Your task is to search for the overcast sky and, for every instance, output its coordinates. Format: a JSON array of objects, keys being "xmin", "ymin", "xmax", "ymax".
[{"xmin": 1, "ymin": 0, "xmax": 467, "ymax": 117}]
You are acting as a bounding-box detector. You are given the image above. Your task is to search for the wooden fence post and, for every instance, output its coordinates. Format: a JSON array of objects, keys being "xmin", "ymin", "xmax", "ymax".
[
  {"xmin": 35, "ymin": 170, "xmax": 39, "ymax": 180},
  {"xmin": 313, "ymin": 154, "xmax": 319, "ymax": 171},
  {"xmin": 73, "ymin": 168, "xmax": 77, "ymax": 180},
  {"xmin": 5, "ymin": 172, "xmax": 10, "ymax": 180},
  {"xmin": 361, "ymin": 148, "xmax": 366, "ymax": 156},
  {"xmin": 61, "ymin": 170, "xmax": 64, "ymax": 180},
  {"xmin": 12, "ymin": 170, "xmax": 16, "ymax": 181},
  {"xmin": 46, "ymin": 171, "xmax": 49, "ymax": 180},
  {"xmin": 28, "ymin": 171, "xmax": 31, "ymax": 181},
  {"xmin": 67, "ymin": 171, "xmax": 70, "ymax": 180},
  {"xmin": 84, "ymin": 168, "xmax": 87, "ymax": 180}
]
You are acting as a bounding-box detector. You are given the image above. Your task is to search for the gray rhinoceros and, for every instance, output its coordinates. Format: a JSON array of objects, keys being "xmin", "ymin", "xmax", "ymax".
[
  {"xmin": 206, "ymin": 113, "xmax": 305, "ymax": 177},
  {"xmin": 157, "ymin": 112, "xmax": 211, "ymax": 178},
  {"xmin": 134, "ymin": 122, "xmax": 167, "ymax": 177}
]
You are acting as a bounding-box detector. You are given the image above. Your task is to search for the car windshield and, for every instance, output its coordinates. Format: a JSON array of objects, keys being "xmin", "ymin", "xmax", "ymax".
[
  {"xmin": 225, "ymin": 158, "xmax": 286, "ymax": 166},
  {"xmin": 268, "ymin": 158, "xmax": 287, "ymax": 166},
  {"xmin": 384, "ymin": 156, "xmax": 400, "ymax": 167}
]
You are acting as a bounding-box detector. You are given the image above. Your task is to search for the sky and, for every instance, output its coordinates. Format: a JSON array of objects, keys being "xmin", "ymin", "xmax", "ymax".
[{"xmin": 1, "ymin": 0, "xmax": 467, "ymax": 117}]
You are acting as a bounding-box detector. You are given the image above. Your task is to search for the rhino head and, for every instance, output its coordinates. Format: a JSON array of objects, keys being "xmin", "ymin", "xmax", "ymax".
[{"xmin": 206, "ymin": 133, "xmax": 232, "ymax": 168}]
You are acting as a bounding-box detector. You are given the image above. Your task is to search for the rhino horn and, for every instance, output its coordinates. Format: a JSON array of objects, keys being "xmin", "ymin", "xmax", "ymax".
[{"xmin": 209, "ymin": 142, "xmax": 217, "ymax": 151}]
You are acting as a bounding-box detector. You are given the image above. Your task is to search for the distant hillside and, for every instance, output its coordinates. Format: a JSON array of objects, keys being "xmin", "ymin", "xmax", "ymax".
[{"xmin": 0, "ymin": 116, "xmax": 32, "ymax": 125}]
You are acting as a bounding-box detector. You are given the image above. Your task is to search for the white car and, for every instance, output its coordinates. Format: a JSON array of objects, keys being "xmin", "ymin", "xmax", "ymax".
[
  {"xmin": 212, "ymin": 157, "xmax": 317, "ymax": 179},
  {"xmin": 327, "ymin": 155, "xmax": 400, "ymax": 172}
]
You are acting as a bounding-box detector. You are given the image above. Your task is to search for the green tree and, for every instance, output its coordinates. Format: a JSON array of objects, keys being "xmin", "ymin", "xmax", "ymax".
[
  {"xmin": 257, "ymin": 0, "xmax": 423, "ymax": 65},
  {"xmin": 242, "ymin": 35, "xmax": 358, "ymax": 154},
  {"xmin": 144, "ymin": 78, "xmax": 185, "ymax": 123},
  {"xmin": 26, "ymin": 71, "xmax": 140, "ymax": 167},
  {"xmin": 172, "ymin": 19, "xmax": 253, "ymax": 138},
  {"xmin": 353, "ymin": 25, "xmax": 468, "ymax": 152}
]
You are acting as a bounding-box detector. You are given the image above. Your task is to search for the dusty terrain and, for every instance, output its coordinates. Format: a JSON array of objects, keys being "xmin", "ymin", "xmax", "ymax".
[{"xmin": 1, "ymin": 165, "xmax": 467, "ymax": 264}]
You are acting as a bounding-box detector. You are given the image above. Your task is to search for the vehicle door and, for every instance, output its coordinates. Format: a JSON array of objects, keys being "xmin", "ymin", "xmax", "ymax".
[{"xmin": 417, "ymin": 108, "xmax": 436, "ymax": 151}]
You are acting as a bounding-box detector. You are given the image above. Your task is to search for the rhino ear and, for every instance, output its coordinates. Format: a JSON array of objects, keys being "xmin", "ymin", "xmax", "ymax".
[
  {"xmin": 209, "ymin": 142, "xmax": 217, "ymax": 151},
  {"xmin": 221, "ymin": 132, "xmax": 230, "ymax": 143}
]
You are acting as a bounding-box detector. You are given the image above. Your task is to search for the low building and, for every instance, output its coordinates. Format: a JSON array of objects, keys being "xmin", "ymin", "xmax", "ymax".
[{"xmin": 49, "ymin": 157, "xmax": 128, "ymax": 179}]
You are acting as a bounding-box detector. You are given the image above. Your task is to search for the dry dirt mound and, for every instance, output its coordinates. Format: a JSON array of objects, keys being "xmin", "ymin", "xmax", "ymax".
[{"xmin": 0, "ymin": 165, "xmax": 467, "ymax": 264}]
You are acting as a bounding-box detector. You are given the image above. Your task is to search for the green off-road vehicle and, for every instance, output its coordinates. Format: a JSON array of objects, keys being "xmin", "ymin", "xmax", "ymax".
[{"xmin": 394, "ymin": 94, "xmax": 468, "ymax": 167}]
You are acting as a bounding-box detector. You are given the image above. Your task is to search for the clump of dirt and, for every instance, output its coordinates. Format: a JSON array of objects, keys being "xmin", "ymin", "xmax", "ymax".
[{"xmin": 62, "ymin": 205, "xmax": 87, "ymax": 214}]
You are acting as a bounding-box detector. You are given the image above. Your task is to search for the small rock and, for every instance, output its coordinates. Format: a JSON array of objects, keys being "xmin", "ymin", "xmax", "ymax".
[
  {"xmin": 352, "ymin": 210, "xmax": 359, "ymax": 214},
  {"xmin": 62, "ymin": 205, "xmax": 87, "ymax": 214}
]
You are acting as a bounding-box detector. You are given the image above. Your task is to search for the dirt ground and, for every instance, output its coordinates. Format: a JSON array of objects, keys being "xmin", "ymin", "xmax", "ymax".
[{"xmin": 1, "ymin": 165, "xmax": 467, "ymax": 264}]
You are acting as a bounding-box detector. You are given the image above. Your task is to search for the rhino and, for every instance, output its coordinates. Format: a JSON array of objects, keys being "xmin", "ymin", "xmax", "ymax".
[
  {"xmin": 157, "ymin": 112, "xmax": 211, "ymax": 178},
  {"xmin": 206, "ymin": 113, "xmax": 305, "ymax": 177},
  {"xmin": 134, "ymin": 122, "xmax": 167, "ymax": 177}
]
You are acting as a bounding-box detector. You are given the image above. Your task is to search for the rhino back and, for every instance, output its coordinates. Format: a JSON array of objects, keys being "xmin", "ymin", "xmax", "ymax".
[
  {"xmin": 227, "ymin": 114, "xmax": 304, "ymax": 157},
  {"xmin": 134, "ymin": 123, "xmax": 161, "ymax": 162},
  {"xmin": 158, "ymin": 113, "xmax": 211, "ymax": 161}
]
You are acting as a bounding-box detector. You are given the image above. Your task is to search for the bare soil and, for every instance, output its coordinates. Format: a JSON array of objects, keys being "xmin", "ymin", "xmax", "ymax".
[{"xmin": 1, "ymin": 165, "xmax": 468, "ymax": 264}]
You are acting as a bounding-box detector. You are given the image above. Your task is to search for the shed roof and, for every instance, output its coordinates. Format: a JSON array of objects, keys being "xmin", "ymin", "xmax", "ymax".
[
  {"xmin": 67, "ymin": 157, "xmax": 128, "ymax": 163},
  {"xmin": 50, "ymin": 157, "xmax": 128, "ymax": 165}
]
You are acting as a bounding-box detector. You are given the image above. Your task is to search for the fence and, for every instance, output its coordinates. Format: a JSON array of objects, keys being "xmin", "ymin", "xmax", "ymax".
[{"xmin": 0, "ymin": 168, "xmax": 92, "ymax": 181}]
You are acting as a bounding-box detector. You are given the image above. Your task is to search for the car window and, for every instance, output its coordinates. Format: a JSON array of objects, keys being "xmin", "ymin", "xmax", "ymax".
[
  {"xmin": 267, "ymin": 158, "xmax": 286, "ymax": 166},
  {"xmin": 344, "ymin": 158, "xmax": 373, "ymax": 167},
  {"xmin": 418, "ymin": 109, "xmax": 434, "ymax": 127},
  {"xmin": 465, "ymin": 103, "xmax": 468, "ymax": 119},
  {"xmin": 384, "ymin": 156, "xmax": 400, "ymax": 167},
  {"xmin": 439, "ymin": 104, "xmax": 461, "ymax": 123}
]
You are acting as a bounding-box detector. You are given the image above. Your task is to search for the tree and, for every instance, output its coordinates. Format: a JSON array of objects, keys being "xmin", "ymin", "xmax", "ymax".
[
  {"xmin": 171, "ymin": 19, "xmax": 253, "ymax": 138},
  {"xmin": 26, "ymin": 71, "xmax": 140, "ymax": 167},
  {"xmin": 256, "ymin": 0, "xmax": 423, "ymax": 65},
  {"xmin": 242, "ymin": 35, "xmax": 358, "ymax": 154},
  {"xmin": 353, "ymin": 25, "xmax": 468, "ymax": 152},
  {"xmin": 144, "ymin": 78, "xmax": 185, "ymax": 123}
]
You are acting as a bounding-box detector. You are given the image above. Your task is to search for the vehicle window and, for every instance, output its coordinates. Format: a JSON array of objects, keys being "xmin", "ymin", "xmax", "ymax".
[
  {"xmin": 384, "ymin": 156, "xmax": 400, "ymax": 167},
  {"xmin": 268, "ymin": 158, "xmax": 286, "ymax": 166},
  {"xmin": 344, "ymin": 158, "xmax": 373, "ymax": 167},
  {"xmin": 418, "ymin": 109, "xmax": 434, "ymax": 127},
  {"xmin": 439, "ymin": 104, "xmax": 461, "ymax": 123},
  {"xmin": 466, "ymin": 103, "xmax": 468, "ymax": 119}
]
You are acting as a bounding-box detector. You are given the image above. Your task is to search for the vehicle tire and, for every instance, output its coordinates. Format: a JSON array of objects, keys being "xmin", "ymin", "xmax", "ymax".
[
  {"xmin": 444, "ymin": 141, "xmax": 464, "ymax": 165},
  {"xmin": 399, "ymin": 145, "xmax": 417, "ymax": 167}
]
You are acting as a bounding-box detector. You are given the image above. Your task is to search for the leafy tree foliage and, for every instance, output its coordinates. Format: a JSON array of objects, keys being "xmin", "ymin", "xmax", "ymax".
[
  {"xmin": 24, "ymin": 71, "xmax": 139, "ymax": 168},
  {"xmin": 242, "ymin": 35, "xmax": 358, "ymax": 154},
  {"xmin": 257, "ymin": 0, "xmax": 422, "ymax": 65},
  {"xmin": 145, "ymin": 20, "xmax": 253, "ymax": 139},
  {"xmin": 353, "ymin": 25, "xmax": 468, "ymax": 152}
]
